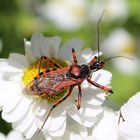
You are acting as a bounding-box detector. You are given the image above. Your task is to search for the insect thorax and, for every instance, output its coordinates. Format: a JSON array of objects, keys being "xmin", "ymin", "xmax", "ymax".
[{"xmin": 67, "ymin": 64, "xmax": 90, "ymax": 79}]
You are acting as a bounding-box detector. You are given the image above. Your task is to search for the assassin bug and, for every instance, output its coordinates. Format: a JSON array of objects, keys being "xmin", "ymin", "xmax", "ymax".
[
  {"xmin": 26, "ymin": 11, "xmax": 113, "ymax": 131},
  {"xmin": 26, "ymin": 11, "xmax": 132, "ymax": 131},
  {"xmin": 26, "ymin": 48, "xmax": 113, "ymax": 131}
]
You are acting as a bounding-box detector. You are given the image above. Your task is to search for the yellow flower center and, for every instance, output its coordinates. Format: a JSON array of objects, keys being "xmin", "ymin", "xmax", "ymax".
[
  {"xmin": 22, "ymin": 57, "xmax": 68, "ymax": 104},
  {"xmin": 121, "ymin": 41, "xmax": 136, "ymax": 55},
  {"xmin": 121, "ymin": 46, "xmax": 135, "ymax": 55}
]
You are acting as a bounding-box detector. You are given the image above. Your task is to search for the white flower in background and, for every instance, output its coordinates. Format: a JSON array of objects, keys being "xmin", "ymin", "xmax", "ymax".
[
  {"xmin": 39, "ymin": 0, "xmax": 87, "ymax": 30},
  {"xmin": 0, "ymin": 32, "xmax": 112, "ymax": 139},
  {"xmin": 118, "ymin": 92, "xmax": 140, "ymax": 140},
  {"xmin": 101, "ymin": 29, "xmax": 139, "ymax": 74},
  {"xmin": 38, "ymin": 0, "xmax": 128, "ymax": 30},
  {"xmin": 0, "ymin": 130, "xmax": 45, "ymax": 140},
  {"xmin": 89, "ymin": 0, "xmax": 128, "ymax": 22},
  {"xmin": 101, "ymin": 29, "xmax": 135, "ymax": 56}
]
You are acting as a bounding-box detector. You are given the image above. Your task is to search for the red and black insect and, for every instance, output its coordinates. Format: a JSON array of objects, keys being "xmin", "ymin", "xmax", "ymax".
[
  {"xmin": 26, "ymin": 48, "xmax": 114, "ymax": 131},
  {"xmin": 26, "ymin": 12, "xmax": 133, "ymax": 132},
  {"xmin": 26, "ymin": 12, "xmax": 115, "ymax": 131}
]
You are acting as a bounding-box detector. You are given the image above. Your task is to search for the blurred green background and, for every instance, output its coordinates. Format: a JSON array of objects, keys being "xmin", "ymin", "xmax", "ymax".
[{"xmin": 0, "ymin": 0, "xmax": 140, "ymax": 134}]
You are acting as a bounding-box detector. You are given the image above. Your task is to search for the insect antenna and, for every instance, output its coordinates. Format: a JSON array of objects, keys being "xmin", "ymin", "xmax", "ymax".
[
  {"xmin": 97, "ymin": 10, "xmax": 105, "ymax": 62},
  {"xmin": 103, "ymin": 56, "xmax": 134, "ymax": 63}
]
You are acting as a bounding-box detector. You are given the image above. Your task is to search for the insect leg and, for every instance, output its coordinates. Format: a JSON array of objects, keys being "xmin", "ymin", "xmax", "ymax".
[
  {"xmin": 88, "ymin": 56, "xmax": 98, "ymax": 65},
  {"xmin": 72, "ymin": 48, "xmax": 78, "ymax": 64},
  {"xmin": 75, "ymin": 85, "xmax": 82, "ymax": 110},
  {"xmin": 38, "ymin": 56, "xmax": 60, "ymax": 74},
  {"xmin": 38, "ymin": 56, "xmax": 44, "ymax": 74},
  {"xmin": 38, "ymin": 86, "xmax": 73, "ymax": 132},
  {"xmin": 87, "ymin": 79, "xmax": 113, "ymax": 97}
]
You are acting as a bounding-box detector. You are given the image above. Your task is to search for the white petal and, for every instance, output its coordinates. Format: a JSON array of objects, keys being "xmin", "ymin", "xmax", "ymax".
[
  {"xmin": 119, "ymin": 121, "xmax": 140, "ymax": 138},
  {"xmin": 39, "ymin": 105, "xmax": 66, "ymax": 137},
  {"xmin": 113, "ymin": 56, "xmax": 139, "ymax": 74},
  {"xmin": 2, "ymin": 96, "xmax": 32, "ymax": 122},
  {"xmin": 0, "ymin": 133, "xmax": 6, "ymax": 140},
  {"xmin": 131, "ymin": 92, "xmax": 140, "ymax": 106},
  {"xmin": 77, "ymin": 48, "xmax": 93, "ymax": 64},
  {"xmin": 121, "ymin": 102, "xmax": 140, "ymax": 123},
  {"xmin": 7, "ymin": 131, "xmax": 25, "ymax": 140},
  {"xmin": 72, "ymin": 83, "xmax": 105, "ymax": 106},
  {"xmin": 66, "ymin": 69, "xmax": 111, "ymax": 127},
  {"xmin": 61, "ymin": 123, "xmax": 89, "ymax": 140},
  {"xmin": 43, "ymin": 113, "xmax": 66, "ymax": 137},
  {"xmin": 101, "ymin": 29, "xmax": 133, "ymax": 56},
  {"xmin": 24, "ymin": 39, "xmax": 32, "ymax": 65},
  {"xmin": 77, "ymin": 69, "xmax": 111, "ymax": 106},
  {"xmin": 90, "ymin": 69, "xmax": 112, "ymax": 89},
  {"xmin": 82, "ymin": 88, "xmax": 105, "ymax": 106},
  {"xmin": 91, "ymin": 108, "xmax": 119, "ymax": 140},
  {"xmin": 45, "ymin": 36, "xmax": 61, "ymax": 58},
  {"xmin": 2, "ymin": 72, "xmax": 22, "ymax": 82},
  {"xmin": 0, "ymin": 59, "xmax": 23, "ymax": 73},
  {"xmin": 0, "ymin": 81, "xmax": 13, "ymax": 107},
  {"xmin": 67, "ymin": 103, "xmax": 101, "ymax": 127},
  {"xmin": 2, "ymin": 94, "xmax": 22, "ymax": 114},
  {"xmin": 31, "ymin": 32, "xmax": 46, "ymax": 59},
  {"xmin": 81, "ymin": 79, "xmax": 90, "ymax": 88},
  {"xmin": 78, "ymin": 48, "xmax": 102, "ymax": 64},
  {"xmin": 43, "ymin": 117, "xmax": 88, "ymax": 140},
  {"xmin": 0, "ymin": 82, "xmax": 22, "ymax": 109},
  {"xmin": 23, "ymin": 121, "xmax": 38, "ymax": 139},
  {"xmin": 9, "ymin": 53, "xmax": 28, "ymax": 68},
  {"xmin": 119, "ymin": 92, "xmax": 140, "ymax": 139},
  {"xmin": 47, "ymin": 115, "xmax": 66, "ymax": 137},
  {"xmin": 12, "ymin": 103, "xmax": 36, "ymax": 133},
  {"xmin": 121, "ymin": 92, "xmax": 140, "ymax": 122},
  {"xmin": 61, "ymin": 129, "xmax": 82, "ymax": 140},
  {"xmin": 58, "ymin": 38, "xmax": 83, "ymax": 61},
  {"xmin": 26, "ymin": 33, "xmax": 61, "ymax": 63},
  {"xmin": 35, "ymin": 101, "xmax": 48, "ymax": 118}
]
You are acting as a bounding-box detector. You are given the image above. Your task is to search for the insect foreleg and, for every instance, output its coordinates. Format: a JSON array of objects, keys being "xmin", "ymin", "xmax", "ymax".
[
  {"xmin": 38, "ymin": 86, "xmax": 73, "ymax": 132},
  {"xmin": 72, "ymin": 48, "xmax": 78, "ymax": 65},
  {"xmin": 75, "ymin": 85, "xmax": 82, "ymax": 110},
  {"xmin": 88, "ymin": 56, "xmax": 97, "ymax": 65},
  {"xmin": 38, "ymin": 56, "xmax": 60, "ymax": 74},
  {"xmin": 87, "ymin": 79, "xmax": 113, "ymax": 97}
]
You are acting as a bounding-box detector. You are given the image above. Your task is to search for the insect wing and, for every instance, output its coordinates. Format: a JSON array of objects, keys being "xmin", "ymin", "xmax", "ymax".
[{"xmin": 26, "ymin": 73, "xmax": 65, "ymax": 96}]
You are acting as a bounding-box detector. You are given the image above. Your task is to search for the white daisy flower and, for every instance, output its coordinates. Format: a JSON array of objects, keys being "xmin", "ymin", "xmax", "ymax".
[
  {"xmin": 0, "ymin": 130, "xmax": 45, "ymax": 140},
  {"xmin": 101, "ymin": 28, "xmax": 139, "ymax": 74},
  {"xmin": 0, "ymin": 32, "xmax": 112, "ymax": 139},
  {"xmin": 118, "ymin": 92, "xmax": 140, "ymax": 139},
  {"xmin": 39, "ymin": 0, "xmax": 87, "ymax": 30},
  {"xmin": 89, "ymin": 0, "xmax": 128, "ymax": 22},
  {"xmin": 101, "ymin": 29, "xmax": 135, "ymax": 56}
]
